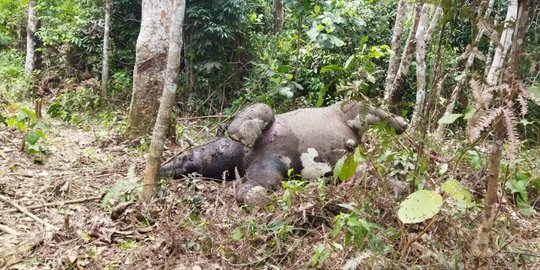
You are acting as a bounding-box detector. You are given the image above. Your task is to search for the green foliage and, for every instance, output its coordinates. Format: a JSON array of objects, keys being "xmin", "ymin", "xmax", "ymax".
[
  {"xmin": 36, "ymin": 0, "xmax": 98, "ymax": 47},
  {"xmin": 118, "ymin": 240, "xmax": 138, "ymax": 250},
  {"xmin": 333, "ymin": 146, "xmax": 366, "ymax": 181},
  {"xmin": 109, "ymin": 71, "xmax": 132, "ymax": 100},
  {"xmin": 505, "ymin": 170, "xmax": 538, "ymax": 217},
  {"xmin": 441, "ymin": 179, "xmax": 473, "ymax": 208},
  {"xmin": 0, "ymin": 50, "xmax": 29, "ymax": 100},
  {"xmin": 47, "ymin": 86, "xmax": 100, "ymax": 123},
  {"xmin": 0, "ymin": 0, "xmax": 27, "ymax": 48},
  {"xmin": 236, "ymin": 0, "xmax": 393, "ymax": 111},
  {"xmin": 102, "ymin": 164, "xmax": 140, "ymax": 208},
  {"xmin": 3, "ymin": 103, "xmax": 49, "ymax": 160},
  {"xmin": 280, "ymin": 180, "xmax": 309, "ymax": 211},
  {"xmin": 397, "ymin": 190, "xmax": 443, "ymax": 224},
  {"xmin": 438, "ymin": 113, "xmax": 463, "ymax": 124},
  {"xmin": 333, "ymin": 203, "xmax": 381, "ymax": 248},
  {"xmin": 466, "ymin": 149, "xmax": 483, "ymax": 170},
  {"xmin": 310, "ymin": 243, "xmax": 330, "ymax": 268}
]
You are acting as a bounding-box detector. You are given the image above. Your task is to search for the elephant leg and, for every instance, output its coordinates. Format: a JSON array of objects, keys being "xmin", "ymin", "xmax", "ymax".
[
  {"xmin": 366, "ymin": 106, "xmax": 408, "ymax": 134},
  {"xmin": 341, "ymin": 101, "xmax": 408, "ymax": 136},
  {"xmin": 235, "ymin": 155, "xmax": 286, "ymax": 205},
  {"xmin": 228, "ymin": 103, "xmax": 275, "ymax": 147}
]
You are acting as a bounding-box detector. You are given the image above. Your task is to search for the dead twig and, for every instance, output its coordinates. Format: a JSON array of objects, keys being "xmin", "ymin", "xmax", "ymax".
[
  {"xmin": 0, "ymin": 223, "xmax": 19, "ymax": 236},
  {"xmin": 177, "ymin": 115, "xmax": 230, "ymax": 121},
  {"xmin": 0, "ymin": 194, "xmax": 58, "ymax": 230},
  {"xmin": 399, "ymin": 217, "xmax": 437, "ymax": 262},
  {"xmin": 1, "ymin": 195, "xmax": 102, "ymax": 214}
]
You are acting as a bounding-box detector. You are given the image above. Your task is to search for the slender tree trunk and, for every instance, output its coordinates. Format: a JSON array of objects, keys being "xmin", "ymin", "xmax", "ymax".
[
  {"xmin": 486, "ymin": 0, "xmax": 518, "ymax": 85},
  {"xmin": 410, "ymin": 4, "xmax": 431, "ymax": 127},
  {"xmin": 475, "ymin": 117, "xmax": 505, "ymax": 269},
  {"xmin": 273, "ymin": 0, "xmax": 284, "ymax": 34},
  {"xmin": 467, "ymin": 0, "xmax": 518, "ymax": 138},
  {"xmin": 425, "ymin": 6, "xmax": 443, "ymax": 47},
  {"xmin": 383, "ymin": 0, "xmax": 408, "ymax": 95},
  {"xmin": 125, "ymin": 0, "xmax": 173, "ymax": 140},
  {"xmin": 383, "ymin": 4, "xmax": 422, "ymax": 111},
  {"xmin": 474, "ymin": 0, "xmax": 520, "ymax": 267},
  {"xmin": 101, "ymin": 0, "xmax": 111, "ymax": 106},
  {"xmin": 484, "ymin": 33, "xmax": 495, "ymax": 75},
  {"xmin": 436, "ymin": 0, "xmax": 495, "ymax": 137},
  {"xmin": 24, "ymin": 0, "xmax": 37, "ymax": 75},
  {"xmin": 141, "ymin": 0, "xmax": 187, "ymax": 201}
]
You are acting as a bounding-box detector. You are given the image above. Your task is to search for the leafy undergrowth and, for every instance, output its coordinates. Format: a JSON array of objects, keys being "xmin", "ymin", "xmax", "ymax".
[{"xmin": 1, "ymin": 115, "xmax": 539, "ymax": 269}]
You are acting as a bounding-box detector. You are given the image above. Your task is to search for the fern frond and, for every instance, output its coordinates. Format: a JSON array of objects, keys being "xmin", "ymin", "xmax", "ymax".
[
  {"xmin": 470, "ymin": 78, "xmax": 486, "ymax": 105},
  {"xmin": 517, "ymin": 95, "xmax": 528, "ymax": 116},
  {"xmin": 470, "ymin": 107, "xmax": 503, "ymax": 142},
  {"xmin": 502, "ymin": 108, "xmax": 519, "ymax": 160},
  {"xmin": 486, "ymin": 83, "xmax": 511, "ymax": 94}
]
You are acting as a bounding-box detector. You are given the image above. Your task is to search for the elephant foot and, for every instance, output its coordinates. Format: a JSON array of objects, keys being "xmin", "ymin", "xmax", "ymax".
[
  {"xmin": 236, "ymin": 185, "xmax": 270, "ymax": 207},
  {"xmin": 235, "ymin": 155, "xmax": 286, "ymax": 205},
  {"xmin": 228, "ymin": 103, "xmax": 275, "ymax": 147}
]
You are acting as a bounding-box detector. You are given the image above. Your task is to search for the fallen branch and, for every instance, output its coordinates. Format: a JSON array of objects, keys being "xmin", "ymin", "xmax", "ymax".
[
  {"xmin": 1, "ymin": 195, "xmax": 102, "ymax": 214},
  {"xmin": 0, "ymin": 223, "xmax": 19, "ymax": 236},
  {"xmin": 177, "ymin": 115, "xmax": 230, "ymax": 121},
  {"xmin": 0, "ymin": 194, "xmax": 58, "ymax": 230}
]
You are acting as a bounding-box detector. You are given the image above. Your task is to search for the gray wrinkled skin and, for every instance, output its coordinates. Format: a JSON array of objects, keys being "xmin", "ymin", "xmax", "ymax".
[
  {"xmin": 161, "ymin": 101, "xmax": 408, "ymax": 205},
  {"xmin": 231, "ymin": 101, "xmax": 407, "ymax": 204}
]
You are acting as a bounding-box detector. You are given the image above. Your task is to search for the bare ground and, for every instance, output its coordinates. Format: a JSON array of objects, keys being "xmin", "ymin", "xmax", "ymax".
[{"xmin": 1, "ymin": 118, "xmax": 539, "ymax": 269}]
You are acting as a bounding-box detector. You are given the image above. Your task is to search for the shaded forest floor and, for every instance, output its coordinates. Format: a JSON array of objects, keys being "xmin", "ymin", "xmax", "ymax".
[{"xmin": 1, "ymin": 115, "xmax": 540, "ymax": 269}]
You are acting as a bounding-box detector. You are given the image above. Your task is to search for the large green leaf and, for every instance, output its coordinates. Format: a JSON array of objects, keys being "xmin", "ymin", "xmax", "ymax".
[
  {"xmin": 398, "ymin": 190, "xmax": 442, "ymax": 224},
  {"xmin": 441, "ymin": 179, "xmax": 472, "ymax": 205},
  {"xmin": 333, "ymin": 154, "xmax": 357, "ymax": 181},
  {"xmin": 528, "ymin": 85, "xmax": 540, "ymax": 102},
  {"xmin": 438, "ymin": 113, "xmax": 463, "ymax": 124},
  {"xmin": 25, "ymin": 131, "xmax": 41, "ymax": 145},
  {"xmin": 463, "ymin": 105, "xmax": 476, "ymax": 120}
]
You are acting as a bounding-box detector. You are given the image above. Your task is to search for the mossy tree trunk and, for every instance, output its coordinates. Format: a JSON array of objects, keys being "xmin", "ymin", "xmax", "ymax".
[
  {"xmin": 383, "ymin": 4, "xmax": 422, "ymax": 112},
  {"xmin": 410, "ymin": 4, "xmax": 430, "ymax": 127},
  {"xmin": 125, "ymin": 0, "xmax": 173, "ymax": 140},
  {"xmin": 383, "ymin": 0, "xmax": 408, "ymax": 98},
  {"xmin": 273, "ymin": 0, "xmax": 284, "ymax": 34}
]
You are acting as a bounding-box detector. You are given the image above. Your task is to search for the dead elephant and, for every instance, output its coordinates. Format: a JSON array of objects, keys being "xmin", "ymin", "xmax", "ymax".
[{"xmin": 159, "ymin": 101, "xmax": 408, "ymax": 205}]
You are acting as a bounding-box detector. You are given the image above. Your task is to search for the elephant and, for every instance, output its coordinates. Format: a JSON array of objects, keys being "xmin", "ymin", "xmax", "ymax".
[{"xmin": 159, "ymin": 101, "xmax": 407, "ymax": 204}]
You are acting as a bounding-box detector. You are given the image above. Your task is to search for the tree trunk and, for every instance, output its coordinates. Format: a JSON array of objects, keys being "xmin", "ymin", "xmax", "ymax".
[
  {"xmin": 474, "ymin": 116, "xmax": 505, "ymax": 269},
  {"xmin": 474, "ymin": 0, "xmax": 520, "ymax": 267},
  {"xmin": 383, "ymin": 0, "xmax": 408, "ymax": 95},
  {"xmin": 273, "ymin": 0, "xmax": 284, "ymax": 34},
  {"xmin": 100, "ymin": 0, "xmax": 111, "ymax": 106},
  {"xmin": 486, "ymin": 0, "xmax": 518, "ymax": 86},
  {"xmin": 383, "ymin": 4, "xmax": 422, "ymax": 111},
  {"xmin": 436, "ymin": 0, "xmax": 495, "ymax": 137},
  {"xmin": 141, "ymin": 0, "xmax": 186, "ymax": 201},
  {"xmin": 467, "ymin": 0, "xmax": 517, "ymax": 138},
  {"xmin": 24, "ymin": 0, "xmax": 37, "ymax": 75},
  {"xmin": 507, "ymin": 0, "xmax": 531, "ymax": 75},
  {"xmin": 125, "ymin": 0, "xmax": 173, "ymax": 140},
  {"xmin": 410, "ymin": 4, "xmax": 431, "ymax": 127}
]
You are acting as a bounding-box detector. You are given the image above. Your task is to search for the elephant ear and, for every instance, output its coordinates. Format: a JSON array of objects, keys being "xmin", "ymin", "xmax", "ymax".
[{"xmin": 228, "ymin": 103, "xmax": 275, "ymax": 147}]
